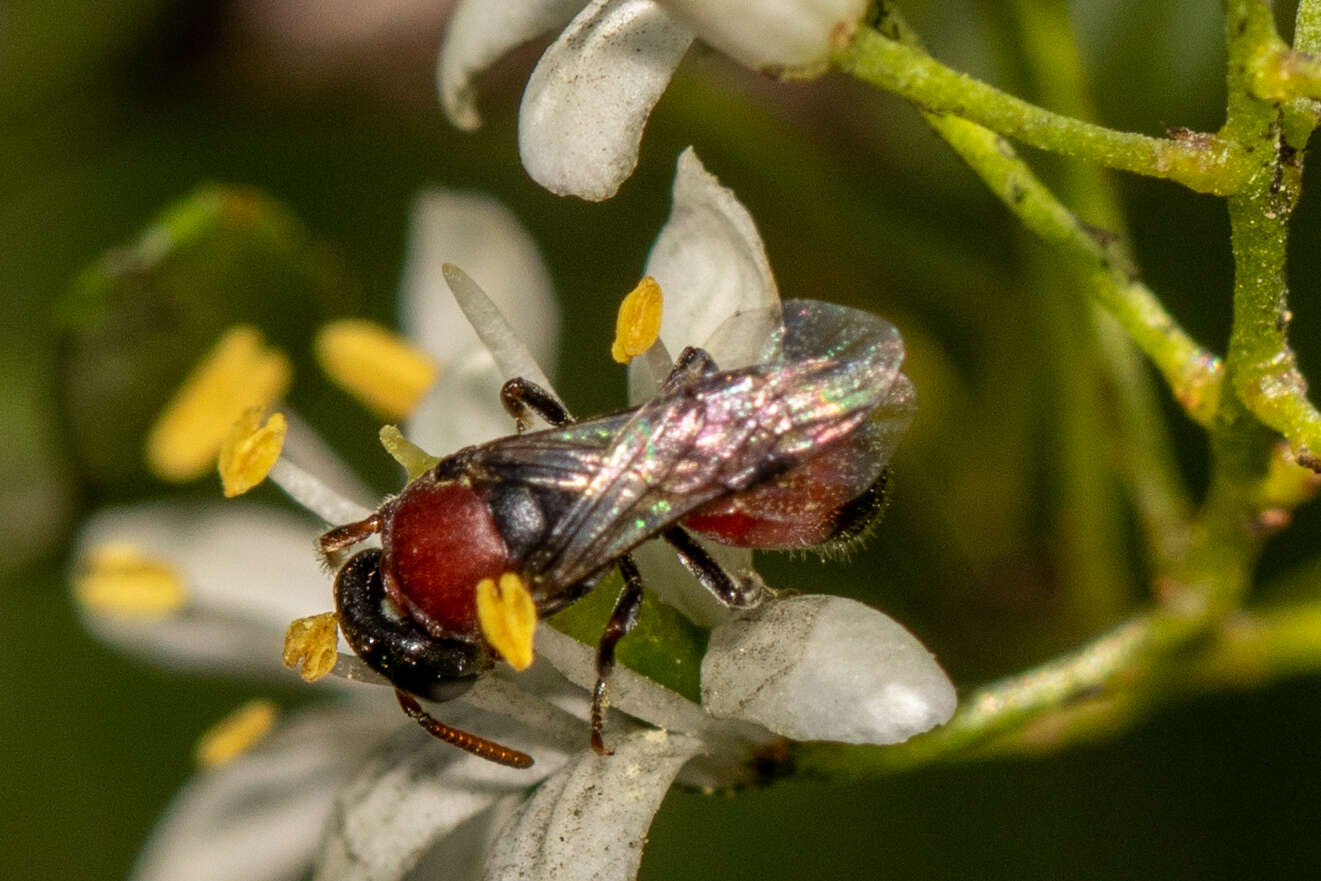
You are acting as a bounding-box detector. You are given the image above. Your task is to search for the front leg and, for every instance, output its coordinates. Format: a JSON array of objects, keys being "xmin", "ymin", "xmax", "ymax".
[
  {"xmin": 590, "ymin": 553, "xmax": 646, "ymax": 755},
  {"xmin": 500, "ymin": 377, "xmax": 571, "ymax": 431},
  {"xmin": 657, "ymin": 345, "xmax": 719, "ymax": 396},
  {"xmin": 316, "ymin": 512, "xmax": 382, "ymax": 569}
]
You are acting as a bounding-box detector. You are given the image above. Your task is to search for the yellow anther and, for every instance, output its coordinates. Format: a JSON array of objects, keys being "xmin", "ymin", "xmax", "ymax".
[
  {"xmin": 315, "ymin": 320, "xmax": 439, "ymax": 420},
  {"xmin": 194, "ymin": 699, "xmax": 279, "ymax": 768},
  {"xmin": 282, "ymin": 612, "xmax": 340, "ymax": 682},
  {"xmin": 146, "ymin": 326, "xmax": 292, "ymax": 483},
  {"xmin": 74, "ymin": 543, "xmax": 187, "ymax": 620},
  {"xmin": 475, "ymin": 572, "xmax": 538, "ymax": 671},
  {"xmin": 611, "ymin": 276, "xmax": 663, "ymax": 364},
  {"xmin": 379, "ymin": 425, "xmax": 440, "ymax": 480},
  {"xmin": 218, "ymin": 407, "xmax": 288, "ymax": 497}
]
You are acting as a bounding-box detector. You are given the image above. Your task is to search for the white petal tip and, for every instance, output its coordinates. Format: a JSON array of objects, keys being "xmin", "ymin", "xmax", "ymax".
[
  {"xmin": 517, "ymin": 0, "xmax": 693, "ymax": 201},
  {"xmin": 442, "ymin": 90, "xmax": 483, "ymax": 132},
  {"xmin": 701, "ymin": 594, "xmax": 956, "ymax": 745}
]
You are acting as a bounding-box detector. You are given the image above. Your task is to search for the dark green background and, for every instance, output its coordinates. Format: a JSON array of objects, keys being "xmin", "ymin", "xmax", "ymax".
[{"xmin": 3, "ymin": 2, "xmax": 1320, "ymax": 879}]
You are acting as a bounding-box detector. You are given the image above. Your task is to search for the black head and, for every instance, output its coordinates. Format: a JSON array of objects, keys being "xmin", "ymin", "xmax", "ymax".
[{"xmin": 333, "ymin": 548, "xmax": 493, "ymax": 702}]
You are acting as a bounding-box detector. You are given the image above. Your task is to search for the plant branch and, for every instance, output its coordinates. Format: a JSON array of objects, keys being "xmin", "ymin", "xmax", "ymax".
[
  {"xmin": 836, "ymin": 26, "xmax": 1249, "ymax": 195},
  {"xmin": 1221, "ymin": 0, "xmax": 1321, "ymax": 473},
  {"xmin": 840, "ymin": 7, "xmax": 1224, "ymax": 425}
]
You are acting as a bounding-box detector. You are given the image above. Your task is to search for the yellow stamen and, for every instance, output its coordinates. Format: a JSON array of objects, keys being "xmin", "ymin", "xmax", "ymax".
[
  {"xmin": 316, "ymin": 320, "xmax": 439, "ymax": 420},
  {"xmin": 379, "ymin": 425, "xmax": 440, "ymax": 480},
  {"xmin": 611, "ymin": 276, "xmax": 663, "ymax": 364},
  {"xmin": 194, "ymin": 699, "xmax": 278, "ymax": 768},
  {"xmin": 282, "ymin": 612, "xmax": 340, "ymax": 682},
  {"xmin": 146, "ymin": 326, "xmax": 292, "ymax": 483},
  {"xmin": 74, "ymin": 543, "xmax": 187, "ymax": 620},
  {"xmin": 218, "ymin": 408, "xmax": 288, "ymax": 497},
  {"xmin": 475, "ymin": 572, "xmax": 538, "ymax": 671}
]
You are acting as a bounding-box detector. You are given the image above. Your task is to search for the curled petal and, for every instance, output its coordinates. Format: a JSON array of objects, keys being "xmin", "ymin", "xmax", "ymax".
[
  {"xmin": 483, "ymin": 729, "xmax": 705, "ymax": 881},
  {"xmin": 634, "ymin": 148, "xmax": 780, "ymax": 401},
  {"xmin": 314, "ymin": 704, "xmax": 573, "ymax": 881},
  {"xmin": 701, "ymin": 594, "xmax": 957, "ymax": 744},
  {"xmin": 439, "ymin": 0, "xmax": 587, "ymax": 131},
  {"xmin": 74, "ymin": 502, "xmax": 335, "ymax": 678},
  {"xmin": 658, "ymin": 0, "xmax": 869, "ymax": 75},
  {"xmin": 400, "ymin": 190, "xmax": 558, "ymax": 374},
  {"xmin": 519, "ymin": 0, "xmax": 694, "ymax": 200},
  {"xmin": 131, "ymin": 706, "xmax": 397, "ymax": 881}
]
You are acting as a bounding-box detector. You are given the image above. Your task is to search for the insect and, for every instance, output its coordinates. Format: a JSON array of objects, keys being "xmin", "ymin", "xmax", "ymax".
[{"xmin": 318, "ymin": 299, "xmax": 916, "ymax": 768}]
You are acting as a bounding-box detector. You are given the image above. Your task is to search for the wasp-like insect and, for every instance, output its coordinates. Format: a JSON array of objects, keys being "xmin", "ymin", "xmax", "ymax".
[{"xmin": 318, "ymin": 300, "xmax": 916, "ymax": 767}]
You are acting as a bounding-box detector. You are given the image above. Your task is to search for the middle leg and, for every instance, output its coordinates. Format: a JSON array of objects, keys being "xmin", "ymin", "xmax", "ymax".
[{"xmin": 590, "ymin": 553, "xmax": 646, "ymax": 755}]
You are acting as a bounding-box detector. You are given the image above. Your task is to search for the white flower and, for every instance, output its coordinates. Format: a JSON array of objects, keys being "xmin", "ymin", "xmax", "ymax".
[
  {"xmin": 73, "ymin": 151, "xmax": 954, "ymax": 881},
  {"xmin": 438, "ymin": 0, "xmax": 869, "ymax": 200}
]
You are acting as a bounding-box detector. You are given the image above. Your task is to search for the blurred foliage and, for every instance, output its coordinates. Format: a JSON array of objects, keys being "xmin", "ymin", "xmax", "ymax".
[
  {"xmin": 57, "ymin": 185, "xmax": 355, "ymax": 492},
  {"xmin": 2, "ymin": 1, "xmax": 1319, "ymax": 880}
]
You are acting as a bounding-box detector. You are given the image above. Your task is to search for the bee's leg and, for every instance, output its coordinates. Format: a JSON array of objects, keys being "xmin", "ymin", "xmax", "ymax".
[
  {"xmin": 657, "ymin": 346, "xmax": 719, "ymax": 395},
  {"xmin": 590, "ymin": 553, "xmax": 646, "ymax": 755},
  {"xmin": 334, "ymin": 550, "xmax": 532, "ymax": 767},
  {"xmin": 500, "ymin": 377, "xmax": 571, "ymax": 431},
  {"xmin": 316, "ymin": 512, "xmax": 382, "ymax": 568},
  {"xmin": 395, "ymin": 691, "xmax": 534, "ymax": 769},
  {"xmin": 662, "ymin": 526, "xmax": 764, "ymax": 608}
]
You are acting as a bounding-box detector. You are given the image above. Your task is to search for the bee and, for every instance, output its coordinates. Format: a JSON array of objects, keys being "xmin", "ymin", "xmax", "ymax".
[{"xmin": 318, "ymin": 300, "xmax": 916, "ymax": 767}]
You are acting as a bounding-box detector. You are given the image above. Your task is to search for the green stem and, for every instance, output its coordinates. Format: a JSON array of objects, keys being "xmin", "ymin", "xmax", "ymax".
[
  {"xmin": 841, "ymin": 8, "xmax": 1223, "ymax": 426},
  {"xmin": 915, "ymin": 114, "xmax": 1223, "ymax": 425},
  {"xmin": 1250, "ymin": 43, "xmax": 1321, "ymax": 103},
  {"xmin": 836, "ymin": 26, "xmax": 1248, "ymax": 195},
  {"xmin": 1222, "ymin": 1, "xmax": 1321, "ymax": 473},
  {"xmin": 1299, "ymin": 0, "xmax": 1321, "ymax": 53}
]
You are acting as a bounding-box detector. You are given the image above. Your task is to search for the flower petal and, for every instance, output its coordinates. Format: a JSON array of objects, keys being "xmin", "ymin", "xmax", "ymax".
[
  {"xmin": 657, "ymin": 0, "xmax": 869, "ymax": 75},
  {"xmin": 405, "ymin": 345, "xmax": 520, "ymax": 456},
  {"xmin": 131, "ymin": 705, "xmax": 397, "ymax": 881},
  {"xmin": 438, "ymin": 0, "xmax": 587, "ymax": 131},
  {"xmin": 701, "ymin": 594, "xmax": 957, "ymax": 744},
  {"xmin": 75, "ymin": 502, "xmax": 332, "ymax": 678},
  {"xmin": 399, "ymin": 189, "xmax": 559, "ymax": 374},
  {"xmin": 519, "ymin": 0, "xmax": 694, "ymax": 200},
  {"xmin": 635, "ymin": 148, "xmax": 780, "ymax": 397},
  {"xmin": 313, "ymin": 702, "xmax": 574, "ymax": 881},
  {"xmin": 483, "ymin": 728, "xmax": 704, "ymax": 881},
  {"xmin": 442, "ymin": 264, "xmax": 560, "ymax": 402}
]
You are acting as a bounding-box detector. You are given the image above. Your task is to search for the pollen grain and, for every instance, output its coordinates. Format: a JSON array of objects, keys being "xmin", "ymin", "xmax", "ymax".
[
  {"xmin": 611, "ymin": 276, "xmax": 664, "ymax": 364},
  {"xmin": 218, "ymin": 407, "xmax": 288, "ymax": 497},
  {"xmin": 315, "ymin": 320, "xmax": 439, "ymax": 420},
  {"xmin": 282, "ymin": 611, "xmax": 340, "ymax": 682},
  {"xmin": 74, "ymin": 543, "xmax": 187, "ymax": 620},
  {"xmin": 194, "ymin": 699, "xmax": 279, "ymax": 768},
  {"xmin": 476, "ymin": 572, "xmax": 538, "ymax": 671},
  {"xmin": 146, "ymin": 325, "xmax": 291, "ymax": 483}
]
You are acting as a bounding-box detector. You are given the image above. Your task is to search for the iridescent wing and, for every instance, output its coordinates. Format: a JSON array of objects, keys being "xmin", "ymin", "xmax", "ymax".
[
  {"xmin": 465, "ymin": 411, "xmax": 634, "ymax": 495},
  {"xmin": 529, "ymin": 300, "xmax": 916, "ymax": 587}
]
